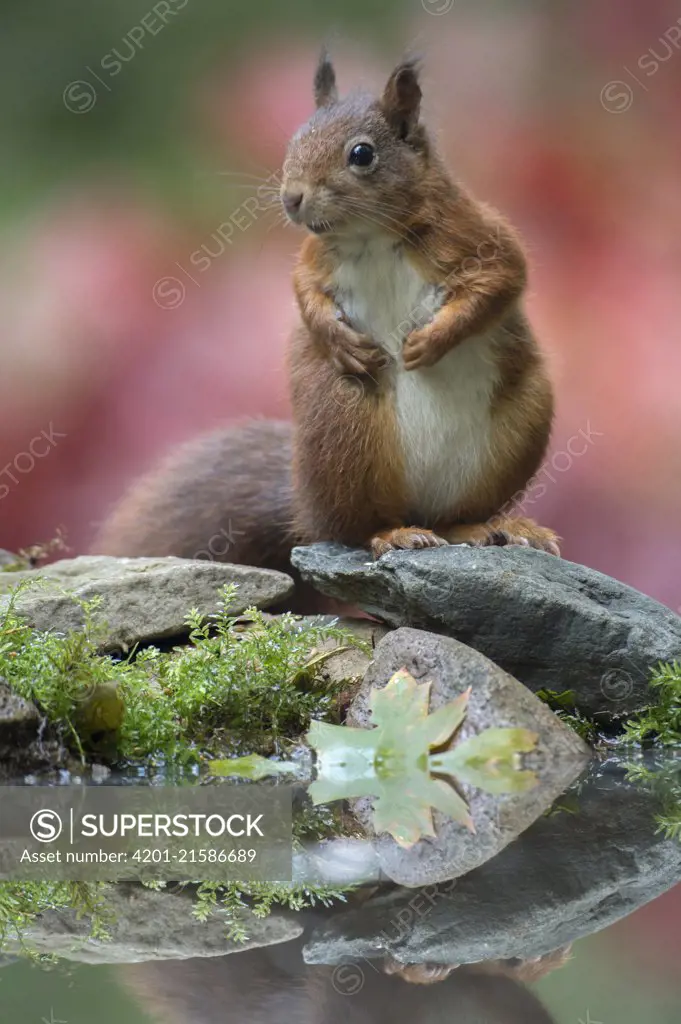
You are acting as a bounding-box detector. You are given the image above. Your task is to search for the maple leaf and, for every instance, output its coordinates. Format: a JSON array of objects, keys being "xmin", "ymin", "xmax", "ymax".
[
  {"xmin": 307, "ymin": 667, "xmax": 539, "ymax": 848},
  {"xmin": 430, "ymin": 727, "xmax": 539, "ymax": 794}
]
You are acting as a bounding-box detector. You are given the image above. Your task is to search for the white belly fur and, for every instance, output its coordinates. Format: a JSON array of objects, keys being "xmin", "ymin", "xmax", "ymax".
[{"xmin": 332, "ymin": 237, "xmax": 500, "ymax": 522}]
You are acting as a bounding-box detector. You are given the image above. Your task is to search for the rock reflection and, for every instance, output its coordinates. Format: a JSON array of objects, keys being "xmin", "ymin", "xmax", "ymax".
[{"xmin": 304, "ymin": 753, "xmax": 681, "ymax": 966}]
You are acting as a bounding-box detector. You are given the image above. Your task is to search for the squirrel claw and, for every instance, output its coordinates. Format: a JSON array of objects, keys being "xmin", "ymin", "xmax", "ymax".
[
  {"xmin": 381, "ymin": 959, "xmax": 458, "ymax": 984},
  {"xmin": 370, "ymin": 527, "xmax": 449, "ymax": 559},
  {"xmin": 442, "ymin": 518, "xmax": 561, "ymax": 555},
  {"xmin": 331, "ymin": 331, "xmax": 389, "ymax": 378},
  {"xmin": 487, "ymin": 529, "xmax": 560, "ymax": 555},
  {"xmin": 332, "ymin": 353, "xmax": 373, "ymax": 377}
]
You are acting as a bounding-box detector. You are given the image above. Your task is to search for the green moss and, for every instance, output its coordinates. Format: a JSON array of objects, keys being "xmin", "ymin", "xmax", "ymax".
[
  {"xmin": 622, "ymin": 662, "xmax": 681, "ymax": 747},
  {"xmin": 625, "ymin": 759, "xmax": 681, "ymax": 840},
  {"xmin": 619, "ymin": 663, "xmax": 681, "ymax": 840},
  {"xmin": 537, "ymin": 667, "xmax": 681, "ymax": 750},
  {"xmin": 535, "ymin": 688, "xmax": 600, "ymax": 745},
  {"xmin": 0, "ymin": 877, "xmax": 352, "ymax": 958},
  {"xmin": 538, "ymin": 670, "xmax": 681, "ymax": 842},
  {"xmin": 0, "ymin": 580, "xmax": 366, "ymax": 956},
  {"xmin": 1, "ymin": 580, "xmax": 367, "ymax": 766},
  {"xmin": 190, "ymin": 881, "xmax": 349, "ymax": 944},
  {"xmin": 0, "ymin": 880, "xmax": 112, "ymax": 960}
]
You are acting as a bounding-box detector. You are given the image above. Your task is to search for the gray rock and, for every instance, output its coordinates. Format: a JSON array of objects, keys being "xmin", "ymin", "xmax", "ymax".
[
  {"xmin": 346, "ymin": 628, "xmax": 590, "ymax": 887},
  {"xmin": 0, "ymin": 682, "xmax": 40, "ymax": 743},
  {"xmin": 291, "ymin": 544, "xmax": 681, "ymax": 718},
  {"xmin": 5, "ymin": 882, "xmax": 303, "ymax": 964},
  {"xmin": 0, "ymin": 550, "xmax": 28, "ymax": 570},
  {"xmin": 0, "ymin": 556, "xmax": 295, "ymax": 650},
  {"xmin": 304, "ymin": 755, "xmax": 681, "ymax": 967},
  {"xmin": 0, "ymin": 681, "xmax": 65, "ymax": 779},
  {"xmin": 305, "ymin": 617, "xmax": 391, "ymax": 690}
]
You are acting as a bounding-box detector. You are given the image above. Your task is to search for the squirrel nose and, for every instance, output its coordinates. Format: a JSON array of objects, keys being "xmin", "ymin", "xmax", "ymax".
[{"xmin": 282, "ymin": 190, "xmax": 304, "ymax": 216}]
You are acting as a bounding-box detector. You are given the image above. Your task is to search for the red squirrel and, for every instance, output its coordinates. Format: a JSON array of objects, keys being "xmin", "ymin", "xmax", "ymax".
[{"xmin": 94, "ymin": 55, "xmax": 559, "ymax": 567}]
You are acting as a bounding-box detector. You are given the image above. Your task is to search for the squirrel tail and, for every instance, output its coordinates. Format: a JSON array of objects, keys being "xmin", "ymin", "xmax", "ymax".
[{"xmin": 92, "ymin": 420, "xmax": 296, "ymax": 575}]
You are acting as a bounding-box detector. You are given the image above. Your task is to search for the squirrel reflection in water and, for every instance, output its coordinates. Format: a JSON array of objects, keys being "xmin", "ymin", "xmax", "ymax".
[{"xmin": 122, "ymin": 939, "xmax": 567, "ymax": 1023}]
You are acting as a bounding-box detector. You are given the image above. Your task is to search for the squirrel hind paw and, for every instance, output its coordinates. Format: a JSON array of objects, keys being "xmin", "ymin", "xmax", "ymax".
[
  {"xmin": 370, "ymin": 527, "xmax": 449, "ymax": 559},
  {"xmin": 381, "ymin": 959, "xmax": 458, "ymax": 984},
  {"xmin": 443, "ymin": 518, "xmax": 561, "ymax": 556}
]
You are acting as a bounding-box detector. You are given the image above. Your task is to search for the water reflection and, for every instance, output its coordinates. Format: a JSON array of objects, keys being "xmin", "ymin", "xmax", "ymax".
[
  {"xmin": 2, "ymin": 751, "xmax": 681, "ymax": 1023},
  {"xmin": 121, "ymin": 938, "xmax": 560, "ymax": 1024},
  {"xmin": 303, "ymin": 753, "xmax": 681, "ymax": 966}
]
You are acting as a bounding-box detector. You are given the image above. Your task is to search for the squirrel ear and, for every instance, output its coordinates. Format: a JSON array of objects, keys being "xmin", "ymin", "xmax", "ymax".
[
  {"xmin": 314, "ymin": 49, "xmax": 338, "ymax": 108},
  {"xmin": 381, "ymin": 59, "xmax": 422, "ymax": 138}
]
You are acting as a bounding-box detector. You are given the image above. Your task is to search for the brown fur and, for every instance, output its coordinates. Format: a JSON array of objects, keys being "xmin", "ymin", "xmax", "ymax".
[
  {"xmin": 442, "ymin": 516, "xmax": 561, "ymax": 554},
  {"xmin": 382, "ymin": 945, "xmax": 572, "ymax": 985},
  {"xmin": 288, "ymin": 326, "xmax": 406, "ymax": 545},
  {"xmin": 283, "ymin": 57, "xmax": 557, "ymax": 556},
  {"xmin": 370, "ymin": 527, "xmax": 448, "ymax": 558},
  {"xmin": 120, "ymin": 937, "xmax": 560, "ymax": 1023},
  {"xmin": 93, "ymin": 421, "xmax": 295, "ymax": 573}
]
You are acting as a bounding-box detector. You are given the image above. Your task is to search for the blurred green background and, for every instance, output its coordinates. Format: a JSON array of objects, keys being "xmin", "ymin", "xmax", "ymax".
[{"xmin": 1, "ymin": 0, "xmax": 681, "ymax": 1020}]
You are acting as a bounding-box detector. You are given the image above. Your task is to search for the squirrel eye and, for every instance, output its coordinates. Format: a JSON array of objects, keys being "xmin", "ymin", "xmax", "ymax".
[{"xmin": 348, "ymin": 143, "xmax": 376, "ymax": 168}]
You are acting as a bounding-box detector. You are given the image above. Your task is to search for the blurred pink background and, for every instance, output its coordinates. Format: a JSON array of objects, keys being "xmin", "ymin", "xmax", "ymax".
[{"xmin": 2, "ymin": 2, "xmax": 681, "ymax": 613}]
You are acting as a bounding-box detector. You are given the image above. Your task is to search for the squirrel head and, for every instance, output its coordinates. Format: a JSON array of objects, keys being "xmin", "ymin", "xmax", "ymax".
[{"xmin": 280, "ymin": 53, "xmax": 433, "ymax": 238}]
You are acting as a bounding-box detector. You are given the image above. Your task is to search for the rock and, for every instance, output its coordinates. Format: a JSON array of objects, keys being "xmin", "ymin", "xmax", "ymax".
[
  {"xmin": 0, "ymin": 681, "xmax": 40, "ymax": 745},
  {"xmin": 304, "ymin": 617, "xmax": 390, "ymax": 690},
  {"xmin": 0, "ymin": 550, "xmax": 29, "ymax": 571},
  {"xmin": 0, "ymin": 556, "xmax": 295, "ymax": 650},
  {"xmin": 0, "ymin": 680, "xmax": 66, "ymax": 779},
  {"xmin": 291, "ymin": 544, "xmax": 681, "ymax": 718},
  {"xmin": 346, "ymin": 628, "xmax": 590, "ymax": 887},
  {"xmin": 333, "ymin": 617, "xmax": 391, "ymax": 648},
  {"xmin": 303, "ymin": 754, "xmax": 681, "ymax": 967},
  {"xmin": 5, "ymin": 882, "xmax": 303, "ymax": 964}
]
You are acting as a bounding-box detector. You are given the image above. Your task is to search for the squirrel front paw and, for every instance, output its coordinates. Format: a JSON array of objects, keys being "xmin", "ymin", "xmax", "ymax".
[
  {"xmin": 402, "ymin": 325, "xmax": 452, "ymax": 370},
  {"xmin": 331, "ymin": 323, "xmax": 390, "ymax": 377}
]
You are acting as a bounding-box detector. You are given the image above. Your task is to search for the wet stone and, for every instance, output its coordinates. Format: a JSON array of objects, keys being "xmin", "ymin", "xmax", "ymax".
[
  {"xmin": 346, "ymin": 627, "xmax": 591, "ymax": 887},
  {"xmin": 292, "ymin": 543, "xmax": 681, "ymax": 719},
  {"xmin": 0, "ymin": 555, "xmax": 295, "ymax": 650},
  {"xmin": 2, "ymin": 882, "xmax": 304, "ymax": 964},
  {"xmin": 304, "ymin": 754, "xmax": 681, "ymax": 967}
]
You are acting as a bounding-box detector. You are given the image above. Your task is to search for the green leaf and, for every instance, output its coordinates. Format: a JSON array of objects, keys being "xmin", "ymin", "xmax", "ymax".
[
  {"xmin": 426, "ymin": 777, "xmax": 475, "ymax": 832},
  {"xmin": 368, "ymin": 667, "xmax": 431, "ymax": 727},
  {"xmin": 430, "ymin": 728, "xmax": 538, "ymax": 794},
  {"xmin": 307, "ymin": 671, "xmax": 540, "ymax": 846},
  {"xmin": 419, "ymin": 689, "xmax": 471, "ymax": 747},
  {"xmin": 309, "ymin": 670, "xmax": 478, "ymax": 846},
  {"xmin": 371, "ymin": 783, "xmax": 436, "ymax": 847},
  {"xmin": 208, "ymin": 754, "xmax": 299, "ymax": 780},
  {"xmin": 307, "ymin": 720, "xmax": 378, "ymax": 804}
]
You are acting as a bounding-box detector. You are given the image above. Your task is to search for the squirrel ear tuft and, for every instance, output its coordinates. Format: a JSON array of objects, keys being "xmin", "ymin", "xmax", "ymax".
[
  {"xmin": 381, "ymin": 59, "xmax": 422, "ymax": 138},
  {"xmin": 314, "ymin": 49, "xmax": 338, "ymax": 108}
]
